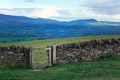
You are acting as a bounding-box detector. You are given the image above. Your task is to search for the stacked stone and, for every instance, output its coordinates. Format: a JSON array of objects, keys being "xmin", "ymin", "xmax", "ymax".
[
  {"xmin": 0, "ymin": 45, "xmax": 31, "ymax": 68},
  {"xmin": 56, "ymin": 38, "xmax": 120, "ymax": 63}
]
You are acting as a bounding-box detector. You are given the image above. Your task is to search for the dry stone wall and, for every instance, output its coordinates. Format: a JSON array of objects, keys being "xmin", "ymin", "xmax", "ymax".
[
  {"xmin": 0, "ymin": 45, "xmax": 31, "ymax": 68},
  {"xmin": 56, "ymin": 38, "xmax": 120, "ymax": 63}
]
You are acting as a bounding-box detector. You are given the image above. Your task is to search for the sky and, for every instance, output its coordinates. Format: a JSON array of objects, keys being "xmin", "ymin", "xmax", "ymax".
[{"xmin": 0, "ymin": 0, "xmax": 120, "ymax": 22}]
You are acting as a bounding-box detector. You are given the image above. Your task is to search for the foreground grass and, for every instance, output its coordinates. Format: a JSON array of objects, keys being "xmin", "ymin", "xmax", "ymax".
[{"xmin": 0, "ymin": 58, "xmax": 120, "ymax": 80}]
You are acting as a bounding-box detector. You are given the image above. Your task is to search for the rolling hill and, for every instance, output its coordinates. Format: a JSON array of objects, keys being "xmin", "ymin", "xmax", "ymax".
[{"xmin": 0, "ymin": 14, "xmax": 120, "ymax": 42}]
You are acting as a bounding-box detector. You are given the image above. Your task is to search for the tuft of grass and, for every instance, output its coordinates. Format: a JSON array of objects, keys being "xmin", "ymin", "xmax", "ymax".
[
  {"xmin": 100, "ymin": 52, "xmax": 120, "ymax": 60},
  {"xmin": 0, "ymin": 64, "xmax": 29, "ymax": 69}
]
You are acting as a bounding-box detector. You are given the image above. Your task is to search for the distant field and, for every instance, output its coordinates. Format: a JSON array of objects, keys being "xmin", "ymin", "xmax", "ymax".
[
  {"xmin": 0, "ymin": 36, "xmax": 38, "ymax": 43},
  {"xmin": 0, "ymin": 35, "xmax": 120, "ymax": 48}
]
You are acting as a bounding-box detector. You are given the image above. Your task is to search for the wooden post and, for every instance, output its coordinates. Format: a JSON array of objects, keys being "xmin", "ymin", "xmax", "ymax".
[
  {"xmin": 29, "ymin": 47, "xmax": 32, "ymax": 68},
  {"xmin": 53, "ymin": 45, "xmax": 57, "ymax": 63},
  {"xmin": 46, "ymin": 47, "xmax": 52, "ymax": 66}
]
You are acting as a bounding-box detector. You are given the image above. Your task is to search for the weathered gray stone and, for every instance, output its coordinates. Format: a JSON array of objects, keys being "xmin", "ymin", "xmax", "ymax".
[
  {"xmin": 55, "ymin": 38, "xmax": 120, "ymax": 63},
  {"xmin": 0, "ymin": 46, "xmax": 31, "ymax": 68}
]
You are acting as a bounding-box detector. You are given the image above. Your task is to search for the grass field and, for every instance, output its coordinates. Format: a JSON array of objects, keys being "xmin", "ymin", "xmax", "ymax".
[
  {"xmin": 0, "ymin": 58, "xmax": 120, "ymax": 80},
  {"xmin": 1, "ymin": 35, "xmax": 120, "ymax": 48},
  {"xmin": 0, "ymin": 35, "xmax": 120, "ymax": 80},
  {"xmin": 0, "ymin": 36, "xmax": 37, "ymax": 42}
]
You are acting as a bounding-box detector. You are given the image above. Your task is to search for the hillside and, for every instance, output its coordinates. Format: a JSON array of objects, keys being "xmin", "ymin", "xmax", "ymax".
[
  {"xmin": 0, "ymin": 14, "xmax": 120, "ymax": 42},
  {"xmin": 1, "ymin": 35, "xmax": 120, "ymax": 48}
]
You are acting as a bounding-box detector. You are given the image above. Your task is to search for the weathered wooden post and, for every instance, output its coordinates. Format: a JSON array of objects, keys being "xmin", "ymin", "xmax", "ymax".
[
  {"xmin": 46, "ymin": 44, "xmax": 57, "ymax": 66},
  {"xmin": 29, "ymin": 47, "xmax": 33, "ymax": 69},
  {"xmin": 52, "ymin": 44, "xmax": 57, "ymax": 63},
  {"xmin": 46, "ymin": 47, "xmax": 52, "ymax": 66}
]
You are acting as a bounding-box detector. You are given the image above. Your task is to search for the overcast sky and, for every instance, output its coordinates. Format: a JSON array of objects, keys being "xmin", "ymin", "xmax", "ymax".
[{"xmin": 0, "ymin": 0, "xmax": 120, "ymax": 21}]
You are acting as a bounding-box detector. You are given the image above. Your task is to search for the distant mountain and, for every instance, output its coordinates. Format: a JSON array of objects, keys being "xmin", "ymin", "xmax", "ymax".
[
  {"xmin": 70, "ymin": 19, "xmax": 97, "ymax": 23},
  {"xmin": 0, "ymin": 14, "xmax": 120, "ymax": 40}
]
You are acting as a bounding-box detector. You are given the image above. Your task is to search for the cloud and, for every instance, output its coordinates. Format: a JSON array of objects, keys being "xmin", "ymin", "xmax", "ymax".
[
  {"xmin": 81, "ymin": 0, "xmax": 120, "ymax": 15},
  {"xmin": 51, "ymin": 8, "xmax": 96, "ymax": 21},
  {"xmin": 50, "ymin": 7, "xmax": 120, "ymax": 22},
  {"xmin": 50, "ymin": 0, "xmax": 120, "ymax": 21},
  {"xmin": 25, "ymin": 0, "xmax": 36, "ymax": 3},
  {"xmin": 0, "ymin": 0, "xmax": 120, "ymax": 22},
  {"xmin": 0, "ymin": 7, "xmax": 120, "ymax": 22},
  {"xmin": 0, "ymin": 6, "xmax": 59, "ymax": 18},
  {"xmin": 56, "ymin": 9, "xmax": 71, "ymax": 16},
  {"xmin": 0, "ymin": 8, "xmax": 42, "ymax": 17}
]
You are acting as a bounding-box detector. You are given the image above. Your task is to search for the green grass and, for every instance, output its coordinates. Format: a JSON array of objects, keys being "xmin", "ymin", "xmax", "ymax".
[
  {"xmin": 1, "ymin": 35, "xmax": 120, "ymax": 48},
  {"xmin": 0, "ymin": 58, "xmax": 120, "ymax": 80},
  {"xmin": 0, "ymin": 36, "xmax": 37, "ymax": 42}
]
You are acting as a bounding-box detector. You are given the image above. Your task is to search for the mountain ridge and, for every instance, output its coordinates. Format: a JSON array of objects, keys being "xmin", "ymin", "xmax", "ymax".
[
  {"xmin": 0, "ymin": 14, "xmax": 120, "ymax": 23},
  {"xmin": 0, "ymin": 14, "xmax": 120, "ymax": 40}
]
